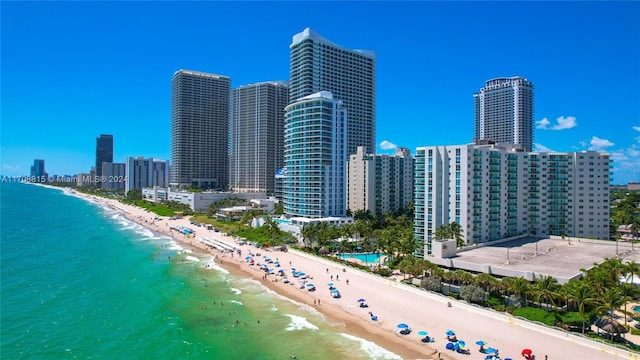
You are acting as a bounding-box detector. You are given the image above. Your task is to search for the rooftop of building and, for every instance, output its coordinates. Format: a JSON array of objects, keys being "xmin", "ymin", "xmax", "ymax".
[
  {"xmin": 173, "ymin": 69, "xmax": 230, "ymax": 79},
  {"xmin": 291, "ymin": 27, "xmax": 376, "ymax": 58}
]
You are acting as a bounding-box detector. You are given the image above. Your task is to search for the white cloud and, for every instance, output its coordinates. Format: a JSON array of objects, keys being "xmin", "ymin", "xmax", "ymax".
[
  {"xmin": 379, "ymin": 140, "xmax": 397, "ymax": 150},
  {"xmin": 633, "ymin": 126, "xmax": 640, "ymax": 132},
  {"xmin": 535, "ymin": 118, "xmax": 551, "ymax": 129},
  {"xmin": 588, "ymin": 136, "xmax": 615, "ymax": 151},
  {"xmin": 536, "ymin": 116, "xmax": 577, "ymax": 130},
  {"xmin": 533, "ymin": 143, "xmax": 555, "ymax": 152}
]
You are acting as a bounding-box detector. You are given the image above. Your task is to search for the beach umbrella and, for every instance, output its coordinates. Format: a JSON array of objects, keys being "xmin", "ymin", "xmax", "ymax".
[
  {"xmin": 245, "ymin": 255, "xmax": 251, "ymax": 260},
  {"xmin": 278, "ymin": 269, "xmax": 284, "ymax": 273},
  {"xmin": 327, "ymin": 282, "xmax": 334, "ymax": 287},
  {"xmin": 417, "ymin": 331, "xmax": 428, "ymax": 336},
  {"xmin": 476, "ymin": 340, "xmax": 487, "ymax": 346},
  {"xmin": 291, "ymin": 267, "xmax": 296, "ymax": 271},
  {"xmin": 457, "ymin": 340, "xmax": 466, "ymax": 349},
  {"xmin": 330, "ymin": 288, "xmax": 339, "ymax": 293},
  {"xmin": 357, "ymin": 298, "xmax": 366, "ymax": 302},
  {"xmin": 306, "ymin": 283, "xmax": 315, "ymax": 287},
  {"xmin": 298, "ymin": 272, "xmax": 306, "ymax": 277},
  {"xmin": 521, "ymin": 349, "xmax": 533, "ymax": 356},
  {"xmin": 485, "ymin": 347, "xmax": 498, "ymax": 354},
  {"xmin": 397, "ymin": 323, "xmax": 409, "ymax": 329},
  {"xmin": 445, "ymin": 330, "xmax": 455, "ymax": 336}
]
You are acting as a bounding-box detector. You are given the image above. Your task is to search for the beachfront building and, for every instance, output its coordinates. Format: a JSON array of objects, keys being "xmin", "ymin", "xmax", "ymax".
[
  {"xmin": 283, "ymin": 91, "xmax": 347, "ymax": 218},
  {"xmin": 170, "ymin": 69, "xmax": 230, "ymax": 190},
  {"xmin": 95, "ymin": 134, "xmax": 114, "ymax": 180},
  {"xmin": 474, "ymin": 77, "xmax": 534, "ymax": 152},
  {"xmin": 346, "ymin": 146, "xmax": 414, "ymax": 215},
  {"xmin": 150, "ymin": 190, "xmax": 266, "ymax": 212},
  {"xmin": 30, "ymin": 159, "xmax": 47, "ymax": 181},
  {"xmin": 101, "ymin": 162, "xmax": 126, "ymax": 191},
  {"xmin": 413, "ymin": 143, "xmax": 611, "ymax": 257},
  {"xmin": 124, "ymin": 157, "xmax": 170, "ymax": 194},
  {"xmin": 289, "ymin": 27, "xmax": 376, "ymax": 156},
  {"xmin": 230, "ymin": 81, "xmax": 289, "ymax": 194}
]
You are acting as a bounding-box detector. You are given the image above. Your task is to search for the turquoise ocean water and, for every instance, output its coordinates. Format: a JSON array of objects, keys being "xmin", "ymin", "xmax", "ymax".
[{"xmin": 1, "ymin": 183, "xmax": 400, "ymax": 360}]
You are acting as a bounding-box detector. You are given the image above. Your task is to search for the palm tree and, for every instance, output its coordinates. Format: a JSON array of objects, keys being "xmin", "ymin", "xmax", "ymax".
[
  {"xmin": 301, "ymin": 223, "xmax": 317, "ymax": 248},
  {"xmin": 619, "ymin": 283, "xmax": 639, "ymax": 327},
  {"xmin": 434, "ymin": 224, "xmax": 451, "ymax": 240},
  {"xmin": 449, "ymin": 222, "xmax": 465, "ymax": 248},
  {"xmin": 509, "ymin": 277, "xmax": 530, "ymax": 307},
  {"xmin": 596, "ymin": 287, "xmax": 625, "ymax": 340},
  {"xmin": 475, "ymin": 273, "xmax": 499, "ymax": 294},
  {"xmin": 625, "ymin": 260, "xmax": 640, "ymax": 286},
  {"xmin": 565, "ymin": 281, "xmax": 596, "ymax": 334},
  {"xmin": 531, "ymin": 275, "xmax": 559, "ymax": 310}
]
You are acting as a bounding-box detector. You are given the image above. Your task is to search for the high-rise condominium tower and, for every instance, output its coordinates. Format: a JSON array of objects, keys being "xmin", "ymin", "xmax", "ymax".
[
  {"xmin": 230, "ymin": 81, "xmax": 289, "ymax": 194},
  {"xmin": 171, "ymin": 70, "xmax": 230, "ymax": 189},
  {"xmin": 474, "ymin": 77, "xmax": 534, "ymax": 152},
  {"xmin": 95, "ymin": 134, "xmax": 113, "ymax": 178},
  {"xmin": 289, "ymin": 28, "xmax": 376, "ymax": 155},
  {"xmin": 413, "ymin": 143, "xmax": 610, "ymax": 257},
  {"xmin": 284, "ymin": 91, "xmax": 347, "ymax": 218}
]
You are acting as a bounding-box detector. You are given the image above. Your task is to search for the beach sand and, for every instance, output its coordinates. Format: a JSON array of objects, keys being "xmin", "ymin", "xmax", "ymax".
[{"xmin": 58, "ymin": 186, "xmax": 636, "ymax": 360}]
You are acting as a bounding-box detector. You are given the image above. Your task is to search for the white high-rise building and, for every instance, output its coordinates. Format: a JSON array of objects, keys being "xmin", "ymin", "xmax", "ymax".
[
  {"xmin": 125, "ymin": 157, "xmax": 170, "ymax": 194},
  {"xmin": 283, "ymin": 91, "xmax": 347, "ymax": 218},
  {"xmin": 230, "ymin": 81, "xmax": 289, "ymax": 194},
  {"xmin": 289, "ymin": 28, "xmax": 376, "ymax": 156},
  {"xmin": 474, "ymin": 77, "xmax": 534, "ymax": 152},
  {"xmin": 347, "ymin": 146, "xmax": 414, "ymax": 215},
  {"xmin": 170, "ymin": 69, "xmax": 230, "ymax": 189},
  {"xmin": 413, "ymin": 143, "xmax": 610, "ymax": 257}
]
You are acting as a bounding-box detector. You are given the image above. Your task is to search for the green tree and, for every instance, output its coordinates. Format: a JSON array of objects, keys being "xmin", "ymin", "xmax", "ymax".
[
  {"xmin": 564, "ymin": 281, "xmax": 596, "ymax": 334},
  {"xmin": 126, "ymin": 188, "xmax": 142, "ymax": 201},
  {"xmin": 531, "ymin": 275, "xmax": 559, "ymax": 309}
]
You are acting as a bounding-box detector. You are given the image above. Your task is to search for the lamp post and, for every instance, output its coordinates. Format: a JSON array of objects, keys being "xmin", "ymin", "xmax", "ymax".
[{"xmin": 506, "ymin": 247, "xmax": 511, "ymax": 265}]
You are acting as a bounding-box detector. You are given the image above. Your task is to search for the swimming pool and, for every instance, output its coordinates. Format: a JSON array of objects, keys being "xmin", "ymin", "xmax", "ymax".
[
  {"xmin": 633, "ymin": 305, "xmax": 640, "ymax": 313},
  {"xmin": 274, "ymin": 218, "xmax": 291, "ymax": 225},
  {"xmin": 336, "ymin": 252, "xmax": 385, "ymax": 265}
]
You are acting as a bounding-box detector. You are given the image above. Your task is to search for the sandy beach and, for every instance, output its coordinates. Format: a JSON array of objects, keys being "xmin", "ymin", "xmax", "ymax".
[{"xmin": 57, "ymin": 186, "xmax": 638, "ymax": 360}]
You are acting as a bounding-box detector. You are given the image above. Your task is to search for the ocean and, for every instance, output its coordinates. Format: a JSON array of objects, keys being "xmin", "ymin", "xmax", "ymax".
[{"xmin": 0, "ymin": 183, "xmax": 400, "ymax": 360}]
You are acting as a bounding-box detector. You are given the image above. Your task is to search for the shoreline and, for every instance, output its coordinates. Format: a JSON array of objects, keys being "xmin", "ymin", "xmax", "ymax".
[{"xmin": 42, "ymin": 184, "xmax": 635, "ymax": 360}]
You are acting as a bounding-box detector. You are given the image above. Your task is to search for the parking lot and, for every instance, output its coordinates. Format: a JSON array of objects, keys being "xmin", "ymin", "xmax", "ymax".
[{"xmin": 450, "ymin": 236, "xmax": 640, "ymax": 281}]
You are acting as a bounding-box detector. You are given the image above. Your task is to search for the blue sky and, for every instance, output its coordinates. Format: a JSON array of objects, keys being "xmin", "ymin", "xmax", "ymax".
[{"xmin": 2, "ymin": 1, "xmax": 639, "ymax": 183}]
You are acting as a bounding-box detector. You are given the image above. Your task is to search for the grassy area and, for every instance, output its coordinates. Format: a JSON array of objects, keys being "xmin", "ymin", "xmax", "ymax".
[{"xmin": 122, "ymin": 200, "xmax": 191, "ymax": 217}]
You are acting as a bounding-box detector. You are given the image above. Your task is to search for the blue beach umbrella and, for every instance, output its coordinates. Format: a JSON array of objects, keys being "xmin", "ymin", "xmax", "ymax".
[
  {"xmin": 445, "ymin": 330, "xmax": 455, "ymax": 336},
  {"xmin": 327, "ymin": 282, "xmax": 334, "ymax": 287},
  {"xmin": 298, "ymin": 272, "xmax": 306, "ymax": 277},
  {"xmin": 476, "ymin": 340, "xmax": 487, "ymax": 346},
  {"xmin": 417, "ymin": 331, "xmax": 428, "ymax": 336},
  {"xmin": 245, "ymin": 255, "xmax": 251, "ymax": 260},
  {"xmin": 397, "ymin": 323, "xmax": 409, "ymax": 329},
  {"xmin": 330, "ymin": 288, "xmax": 339, "ymax": 293},
  {"xmin": 357, "ymin": 298, "xmax": 366, "ymax": 302},
  {"xmin": 485, "ymin": 347, "xmax": 498, "ymax": 354},
  {"xmin": 278, "ymin": 269, "xmax": 284, "ymax": 273},
  {"xmin": 457, "ymin": 340, "xmax": 466, "ymax": 348},
  {"xmin": 306, "ymin": 283, "xmax": 315, "ymax": 287}
]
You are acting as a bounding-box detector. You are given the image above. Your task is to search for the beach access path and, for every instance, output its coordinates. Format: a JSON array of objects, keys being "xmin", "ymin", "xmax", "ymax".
[{"xmin": 61, "ymin": 187, "xmax": 638, "ymax": 360}]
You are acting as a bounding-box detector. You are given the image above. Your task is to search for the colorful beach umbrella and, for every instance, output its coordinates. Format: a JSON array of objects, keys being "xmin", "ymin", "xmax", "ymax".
[
  {"xmin": 417, "ymin": 331, "xmax": 428, "ymax": 336},
  {"xmin": 457, "ymin": 340, "xmax": 466, "ymax": 349}
]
